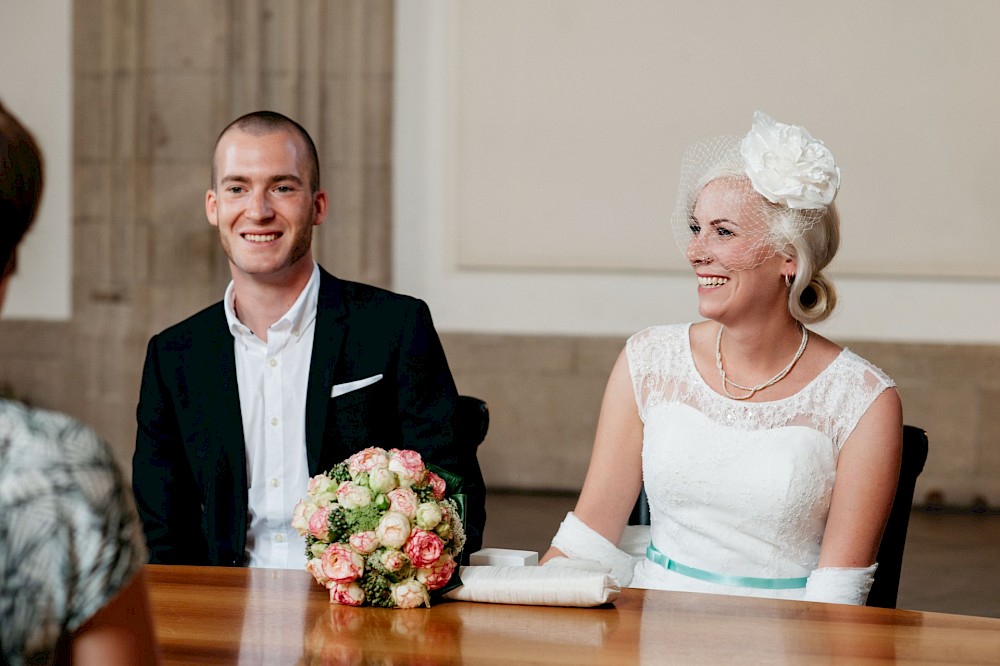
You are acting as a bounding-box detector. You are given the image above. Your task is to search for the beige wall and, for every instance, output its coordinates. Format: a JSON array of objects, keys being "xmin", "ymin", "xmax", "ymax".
[
  {"xmin": 394, "ymin": 1, "xmax": 1000, "ymax": 345},
  {"xmin": 0, "ymin": 1, "xmax": 997, "ymax": 511},
  {"xmin": 0, "ymin": 0, "xmax": 72, "ymax": 319},
  {"xmin": 444, "ymin": 333, "xmax": 1000, "ymax": 508}
]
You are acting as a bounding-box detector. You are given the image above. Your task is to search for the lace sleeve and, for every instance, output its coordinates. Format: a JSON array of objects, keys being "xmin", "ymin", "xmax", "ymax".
[
  {"xmin": 811, "ymin": 350, "xmax": 897, "ymax": 450},
  {"xmin": 625, "ymin": 324, "xmax": 693, "ymax": 423}
]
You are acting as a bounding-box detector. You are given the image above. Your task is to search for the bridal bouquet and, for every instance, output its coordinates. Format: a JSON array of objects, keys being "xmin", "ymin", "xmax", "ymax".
[{"xmin": 292, "ymin": 447, "xmax": 467, "ymax": 608}]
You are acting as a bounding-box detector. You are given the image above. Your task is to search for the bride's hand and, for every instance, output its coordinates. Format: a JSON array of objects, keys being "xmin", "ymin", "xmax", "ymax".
[{"xmin": 539, "ymin": 546, "xmax": 564, "ymax": 565}]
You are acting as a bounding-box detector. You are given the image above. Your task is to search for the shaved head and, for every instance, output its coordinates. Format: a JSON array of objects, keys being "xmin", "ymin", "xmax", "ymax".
[{"xmin": 211, "ymin": 111, "xmax": 320, "ymax": 192}]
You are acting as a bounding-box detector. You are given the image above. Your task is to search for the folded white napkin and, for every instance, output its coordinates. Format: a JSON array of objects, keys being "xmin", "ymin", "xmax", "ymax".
[{"xmin": 443, "ymin": 565, "xmax": 620, "ymax": 607}]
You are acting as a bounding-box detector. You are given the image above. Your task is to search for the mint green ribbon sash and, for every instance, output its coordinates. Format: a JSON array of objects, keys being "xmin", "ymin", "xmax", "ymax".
[{"xmin": 645, "ymin": 543, "xmax": 808, "ymax": 590}]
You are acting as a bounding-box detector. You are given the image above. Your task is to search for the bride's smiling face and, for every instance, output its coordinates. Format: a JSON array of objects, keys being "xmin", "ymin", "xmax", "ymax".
[{"xmin": 686, "ymin": 177, "xmax": 793, "ymax": 320}]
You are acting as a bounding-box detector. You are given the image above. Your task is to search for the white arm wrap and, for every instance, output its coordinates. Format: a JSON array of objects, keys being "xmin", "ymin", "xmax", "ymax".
[
  {"xmin": 803, "ymin": 564, "xmax": 878, "ymax": 605},
  {"xmin": 549, "ymin": 512, "xmax": 637, "ymax": 587}
]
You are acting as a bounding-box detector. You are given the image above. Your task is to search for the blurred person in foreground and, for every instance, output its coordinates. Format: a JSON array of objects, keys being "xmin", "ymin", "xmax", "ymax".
[
  {"xmin": 0, "ymin": 100, "xmax": 158, "ymax": 664},
  {"xmin": 542, "ymin": 111, "xmax": 902, "ymax": 605}
]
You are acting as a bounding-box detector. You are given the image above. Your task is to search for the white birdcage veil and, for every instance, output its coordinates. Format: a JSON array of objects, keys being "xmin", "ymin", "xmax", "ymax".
[{"xmin": 670, "ymin": 111, "xmax": 840, "ymax": 272}]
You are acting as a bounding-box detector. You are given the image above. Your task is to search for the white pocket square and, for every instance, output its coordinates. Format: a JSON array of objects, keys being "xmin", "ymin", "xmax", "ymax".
[{"xmin": 331, "ymin": 374, "xmax": 383, "ymax": 398}]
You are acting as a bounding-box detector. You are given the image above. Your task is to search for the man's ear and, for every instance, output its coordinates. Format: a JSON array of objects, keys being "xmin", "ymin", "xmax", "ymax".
[
  {"xmin": 206, "ymin": 189, "xmax": 219, "ymax": 227},
  {"xmin": 311, "ymin": 189, "xmax": 328, "ymax": 227}
]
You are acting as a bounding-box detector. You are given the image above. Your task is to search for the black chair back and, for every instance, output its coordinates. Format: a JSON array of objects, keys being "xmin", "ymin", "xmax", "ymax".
[
  {"xmin": 628, "ymin": 486, "xmax": 650, "ymax": 526},
  {"xmin": 455, "ymin": 395, "xmax": 489, "ymax": 448},
  {"xmin": 627, "ymin": 424, "xmax": 928, "ymax": 608},
  {"xmin": 867, "ymin": 424, "xmax": 928, "ymax": 608}
]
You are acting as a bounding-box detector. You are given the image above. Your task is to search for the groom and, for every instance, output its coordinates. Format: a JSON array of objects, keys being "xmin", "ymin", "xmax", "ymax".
[{"xmin": 133, "ymin": 110, "xmax": 485, "ymax": 568}]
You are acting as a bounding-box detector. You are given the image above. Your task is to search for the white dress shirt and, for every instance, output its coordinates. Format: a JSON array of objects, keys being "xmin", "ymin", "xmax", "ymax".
[{"xmin": 224, "ymin": 263, "xmax": 320, "ymax": 569}]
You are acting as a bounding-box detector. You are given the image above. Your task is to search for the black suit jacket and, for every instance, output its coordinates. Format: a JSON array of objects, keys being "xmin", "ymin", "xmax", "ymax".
[{"xmin": 133, "ymin": 268, "xmax": 485, "ymax": 566}]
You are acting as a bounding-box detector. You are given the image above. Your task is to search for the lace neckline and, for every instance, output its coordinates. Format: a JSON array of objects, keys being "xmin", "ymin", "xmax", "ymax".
[{"xmin": 682, "ymin": 323, "xmax": 848, "ymax": 406}]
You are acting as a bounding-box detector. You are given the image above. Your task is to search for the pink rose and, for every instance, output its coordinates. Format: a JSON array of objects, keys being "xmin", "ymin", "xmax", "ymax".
[
  {"xmin": 403, "ymin": 528, "xmax": 444, "ymax": 569},
  {"xmin": 387, "ymin": 487, "xmax": 419, "ymax": 519},
  {"xmin": 321, "ymin": 543, "xmax": 365, "ymax": 583},
  {"xmin": 348, "ymin": 447, "xmax": 390, "ymax": 476},
  {"xmin": 308, "ymin": 506, "xmax": 332, "ymax": 541},
  {"xmin": 426, "ymin": 472, "xmax": 447, "ymax": 500},
  {"xmin": 388, "ymin": 449, "xmax": 426, "ymax": 488},
  {"xmin": 375, "ymin": 511, "xmax": 411, "ymax": 549},
  {"xmin": 391, "ymin": 578, "xmax": 429, "ymax": 609},
  {"xmin": 336, "ymin": 481, "xmax": 372, "ymax": 510},
  {"xmin": 379, "ymin": 549, "xmax": 408, "ymax": 573},
  {"xmin": 330, "ymin": 581, "xmax": 365, "ymax": 607},
  {"xmin": 306, "ymin": 557, "xmax": 331, "ymax": 587},
  {"xmin": 416, "ymin": 553, "xmax": 457, "ymax": 591},
  {"xmin": 307, "ymin": 473, "xmax": 338, "ymax": 497},
  {"xmin": 348, "ymin": 530, "xmax": 379, "ymax": 555}
]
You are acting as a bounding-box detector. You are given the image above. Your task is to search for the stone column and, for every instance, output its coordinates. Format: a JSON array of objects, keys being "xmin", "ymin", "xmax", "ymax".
[{"xmin": 0, "ymin": 0, "xmax": 395, "ymax": 469}]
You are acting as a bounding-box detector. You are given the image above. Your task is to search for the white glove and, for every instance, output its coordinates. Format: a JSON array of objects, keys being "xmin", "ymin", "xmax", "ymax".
[
  {"xmin": 803, "ymin": 564, "xmax": 878, "ymax": 605},
  {"xmin": 543, "ymin": 556, "xmax": 613, "ymax": 573},
  {"xmin": 548, "ymin": 512, "xmax": 637, "ymax": 587}
]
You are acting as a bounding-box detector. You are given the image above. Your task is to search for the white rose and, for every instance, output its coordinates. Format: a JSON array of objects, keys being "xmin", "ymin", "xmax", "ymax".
[
  {"xmin": 368, "ymin": 466, "xmax": 398, "ymax": 495},
  {"xmin": 379, "ymin": 548, "xmax": 408, "ymax": 572},
  {"xmin": 414, "ymin": 502, "xmax": 443, "ymax": 531},
  {"xmin": 336, "ymin": 481, "xmax": 373, "ymax": 510},
  {"xmin": 740, "ymin": 110, "xmax": 840, "ymax": 210},
  {"xmin": 391, "ymin": 578, "xmax": 430, "ymax": 609},
  {"xmin": 375, "ymin": 511, "xmax": 412, "ymax": 549},
  {"xmin": 291, "ymin": 499, "xmax": 316, "ymax": 535}
]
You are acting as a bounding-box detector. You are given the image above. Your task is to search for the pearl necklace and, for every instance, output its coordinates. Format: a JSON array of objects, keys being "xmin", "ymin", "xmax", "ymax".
[{"xmin": 715, "ymin": 325, "xmax": 808, "ymax": 401}]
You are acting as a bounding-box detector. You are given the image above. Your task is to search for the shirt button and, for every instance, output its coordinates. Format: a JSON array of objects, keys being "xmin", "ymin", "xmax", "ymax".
[
  {"xmin": 292, "ymin": 329, "xmax": 300, "ymax": 337},
  {"xmin": 270, "ymin": 417, "xmax": 279, "ymax": 427},
  {"xmin": 269, "ymin": 358, "xmax": 278, "ymax": 368},
  {"xmin": 271, "ymin": 478, "xmax": 280, "ymax": 488},
  {"xmin": 274, "ymin": 533, "xmax": 286, "ymax": 543}
]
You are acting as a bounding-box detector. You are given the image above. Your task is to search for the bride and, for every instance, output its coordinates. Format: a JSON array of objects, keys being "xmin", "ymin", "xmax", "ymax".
[{"xmin": 541, "ymin": 112, "xmax": 902, "ymax": 605}]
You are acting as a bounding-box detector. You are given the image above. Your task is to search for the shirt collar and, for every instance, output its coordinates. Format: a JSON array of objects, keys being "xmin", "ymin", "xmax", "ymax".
[{"xmin": 224, "ymin": 262, "xmax": 321, "ymax": 341}]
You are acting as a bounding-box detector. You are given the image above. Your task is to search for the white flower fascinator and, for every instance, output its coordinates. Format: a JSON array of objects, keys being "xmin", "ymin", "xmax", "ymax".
[
  {"xmin": 670, "ymin": 111, "xmax": 841, "ymax": 269},
  {"xmin": 739, "ymin": 111, "xmax": 840, "ymax": 210}
]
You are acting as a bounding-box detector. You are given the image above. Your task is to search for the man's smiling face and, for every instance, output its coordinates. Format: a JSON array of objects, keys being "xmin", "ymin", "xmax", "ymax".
[{"xmin": 206, "ymin": 127, "xmax": 326, "ymax": 285}]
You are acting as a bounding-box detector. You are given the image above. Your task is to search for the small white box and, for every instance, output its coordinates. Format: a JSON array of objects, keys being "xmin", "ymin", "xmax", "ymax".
[{"xmin": 469, "ymin": 548, "xmax": 539, "ymax": 567}]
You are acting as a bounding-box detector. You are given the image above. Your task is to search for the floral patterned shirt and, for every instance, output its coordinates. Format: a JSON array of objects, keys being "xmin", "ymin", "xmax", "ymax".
[{"xmin": 0, "ymin": 400, "xmax": 146, "ymax": 665}]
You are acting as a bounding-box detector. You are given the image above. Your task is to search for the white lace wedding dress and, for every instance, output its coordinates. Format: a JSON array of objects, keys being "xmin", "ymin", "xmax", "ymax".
[{"xmin": 626, "ymin": 324, "xmax": 895, "ymax": 600}]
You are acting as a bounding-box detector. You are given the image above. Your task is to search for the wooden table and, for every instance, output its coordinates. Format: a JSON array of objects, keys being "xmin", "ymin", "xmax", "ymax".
[{"xmin": 146, "ymin": 564, "xmax": 1000, "ymax": 664}]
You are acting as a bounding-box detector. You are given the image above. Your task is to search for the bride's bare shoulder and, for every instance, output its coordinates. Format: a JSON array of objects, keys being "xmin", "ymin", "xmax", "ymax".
[{"xmin": 687, "ymin": 320, "xmax": 717, "ymax": 347}]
